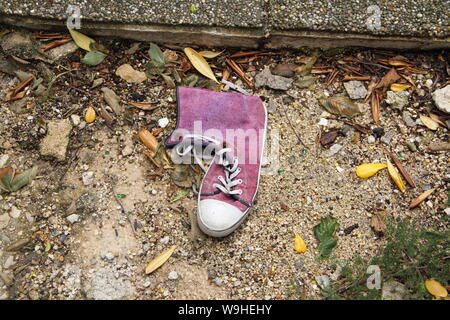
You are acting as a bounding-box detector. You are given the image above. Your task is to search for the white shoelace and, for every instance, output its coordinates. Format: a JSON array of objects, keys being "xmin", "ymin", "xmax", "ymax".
[{"xmin": 175, "ymin": 134, "xmax": 243, "ymax": 195}]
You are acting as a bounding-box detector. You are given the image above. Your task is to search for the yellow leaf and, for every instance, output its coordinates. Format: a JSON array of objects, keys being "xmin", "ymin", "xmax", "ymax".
[
  {"xmin": 145, "ymin": 245, "xmax": 177, "ymax": 274},
  {"xmin": 184, "ymin": 47, "xmax": 219, "ymax": 83},
  {"xmin": 68, "ymin": 29, "xmax": 95, "ymax": 52},
  {"xmin": 356, "ymin": 163, "xmax": 387, "ymax": 179},
  {"xmin": 386, "ymin": 157, "xmax": 406, "ymax": 193},
  {"xmin": 420, "ymin": 115, "xmax": 439, "ymax": 131},
  {"xmin": 85, "ymin": 106, "xmax": 96, "ymax": 123},
  {"xmin": 199, "ymin": 50, "xmax": 224, "ymax": 59},
  {"xmin": 390, "ymin": 83, "xmax": 411, "ymax": 92},
  {"xmin": 138, "ymin": 129, "xmax": 159, "ymax": 153},
  {"xmin": 425, "ymin": 279, "xmax": 448, "ymax": 298},
  {"xmin": 294, "ymin": 234, "xmax": 307, "ymax": 253}
]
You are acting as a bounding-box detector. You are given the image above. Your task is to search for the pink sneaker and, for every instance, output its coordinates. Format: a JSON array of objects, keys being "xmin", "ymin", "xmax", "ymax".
[{"xmin": 165, "ymin": 87, "xmax": 267, "ymax": 237}]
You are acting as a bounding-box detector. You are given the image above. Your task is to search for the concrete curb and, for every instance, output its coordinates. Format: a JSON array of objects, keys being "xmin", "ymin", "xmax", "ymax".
[{"xmin": 1, "ymin": 14, "xmax": 449, "ymax": 50}]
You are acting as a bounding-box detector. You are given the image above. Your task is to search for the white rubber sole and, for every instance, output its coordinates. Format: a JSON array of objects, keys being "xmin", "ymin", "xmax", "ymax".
[{"xmin": 197, "ymin": 207, "xmax": 252, "ymax": 237}]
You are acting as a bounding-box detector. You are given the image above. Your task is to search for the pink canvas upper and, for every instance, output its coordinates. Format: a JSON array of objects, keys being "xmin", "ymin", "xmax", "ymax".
[{"xmin": 165, "ymin": 86, "xmax": 267, "ymax": 211}]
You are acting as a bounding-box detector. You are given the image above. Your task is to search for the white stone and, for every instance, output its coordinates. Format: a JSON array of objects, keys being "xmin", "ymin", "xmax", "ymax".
[
  {"xmin": 25, "ymin": 212, "xmax": 35, "ymax": 223},
  {"xmin": 158, "ymin": 117, "xmax": 169, "ymax": 128},
  {"xmin": 318, "ymin": 118, "xmax": 328, "ymax": 126},
  {"xmin": 71, "ymin": 114, "xmax": 81, "ymax": 126},
  {"xmin": 327, "ymin": 144, "xmax": 343, "ymax": 156},
  {"xmin": 168, "ymin": 271, "xmax": 179, "ymax": 280},
  {"xmin": 344, "ymin": 80, "xmax": 368, "ymax": 100},
  {"xmin": 9, "ymin": 206, "xmax": 21, "ymax": 219},
  {"xmin": 0, "ymin": 154, "xmax": 9, "ymax": 168},
  {"xmin": 0, "ymin": 213, "xmax": 10, "ymax": 229},
  {"xmin": 103, "ymin": 252, "xmax": 115, "ymax": 261},
  {"xmin": 40, "ymin": 119, "xmax": 73, "ymax": 161},
  {"xmin": 385, "ymin": 90, "xmax": 409, "ymax": 110},
  {"xmin": 315, "ymin": 275, "xmax": 330, "ymax": 290},
  {"xmin": 432, "ymin": 85, "xmax": 450, "ymax": 114},
  {"xmin": 82, "ymin": 171, "xmax": 94, "ymax": 186},
  {"xmin": 159, "ymin": 236, "xmax": 170, "ymax": 244},
  {"xmin": 382, "ymin": 281, "xmax": 407, "ymax": 300},
  {"xmin": 67, "ymin": 214, "xmax": 80, "ymax": 224},
  {"xmin": 122, "ymin": 145, "xmax": 133, "ymax": 157},
  {"xmin": 4, "ymin": 256, "xmax": 14, "ymax": 269}
]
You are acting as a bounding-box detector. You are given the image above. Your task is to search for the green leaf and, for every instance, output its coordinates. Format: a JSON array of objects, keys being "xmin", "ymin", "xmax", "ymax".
[
  {"xmin": 170, "ymin": 189, "xmax": 189, "ymax": 203},
  {"xmin": 44, "ymin": 241, "xmax": 52, "ymax": 252},
  {"xmin": 189, "ymin": 3, "xmax": 198, "ymax": 13},
  {"xmin": 184, "ymin": 74, "xmax": 198, "ymax": 87},
  {"xmin": 172, "ymin": 69, "xmax": 182, "ymax": 83},
  {"xmin": 145, "ymin": 61, "xmax": 166, "ymax": 80},
  {"xmin": 116, "ymin": 194, "xmax": 126, "ymax": 199},
  {"xmin": 314, "ymin": 216, "xmax": 339, "ymax": 258},
  {"xmin": 81, "ymin": 51, "xmax": 107, "ymax": 66},
  {"xmin": 149, "ymin": 43, "xmax": 165, "ymax": 65},
  {"xmin": 10, "ymin": 166, "xmax": 38, "ymax": 192},
  {"xmin": 161, "ymin": 74, "xmax": 176, "ymax": 88},
  {"xmin": 0, "ymin": 169, "xmax": 14, "ymax": 192}
]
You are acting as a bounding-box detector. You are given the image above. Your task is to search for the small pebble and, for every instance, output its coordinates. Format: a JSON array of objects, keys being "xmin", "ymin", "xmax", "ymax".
[
  {"xmin": 66, "ymin": 214, "xmax": 80, "ymax": 224},
  {"xmin": 158, "ymin": 118, "xmax": 169, "ymax": 128},
  {"xmin": 159, "ymin": 236, "xmax": 170, "ymax": 244},
  {"xmin": 168, "ymin": 271, "xmax": 179, "ymax": 280},
  {"xmin": 9, "ymin": 206, "xmax": 21, "ymax": 219}
]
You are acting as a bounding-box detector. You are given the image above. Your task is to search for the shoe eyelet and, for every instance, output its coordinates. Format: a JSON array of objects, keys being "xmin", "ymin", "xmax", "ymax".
[{"xmin": 238, "ymin": 179, "xmax": 243, "ymax": 184}]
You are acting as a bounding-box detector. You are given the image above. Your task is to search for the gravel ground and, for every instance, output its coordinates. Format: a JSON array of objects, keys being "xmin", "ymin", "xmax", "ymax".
[
  {"xmin": 0, "ymin": 0, "xmax": 448, "ymax": 38},
  {"xmin": 0, "ymin": 28, "xmax": 449, "ymax": 300},
  {"xmin": 270, "ymin": 0, "xmax": 450, "ymax": 37},
  {"xmin": 0, "ymin": 0, "xmax": 265, "ymax": 28}
]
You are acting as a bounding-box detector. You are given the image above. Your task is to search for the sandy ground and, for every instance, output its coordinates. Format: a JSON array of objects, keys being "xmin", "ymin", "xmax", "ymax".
[{"xmin": 0, "ymin": 28, "xmax": 448, "ymax": 300}]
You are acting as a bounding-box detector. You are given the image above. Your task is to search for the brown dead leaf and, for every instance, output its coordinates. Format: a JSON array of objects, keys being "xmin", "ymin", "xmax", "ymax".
[
  {"xmin": 222, "ymin": 68, "xmax": 231, "ymax": 82},
  {"xmin": 320, "ymin": 130, "xmax": 340, "ymax": 146},
  {"xmin": 371, "ymin": 90, "xmax": 381, "ymax": 125},
  {"xmin": 99, "ymin": 105, "xmax": 115, "ymax": 126},
  {"xmin": 376, "ymin": 68, "xmax": 400, "ymax": 89},
  {"xmin": 139, "ymin": 129, "xmax": 159, "ymax": 153},
  {"xmin": 378, "ymin": 58, "xmax": 414, "ymax": 67},
  {"xmin": 371, "ymin": 210, "xmax": 388, "ymax": 235},
  {"xmin": 409, "ymin": 188, "xmax": 436, "ymax": 209},
  {"xmin": 163, "ymin": 49, "xmax": 179, "ymax": 63},
  {"xmin": 230, "ymin": 51, "xmax": 277, "ymax": 59},
  {"xmin": 12, "ymin": 76, "xmax": 33, "ymax": 96},
  {"xmin": 429, "ymin": 113, "xmax": 446, "ymax": 127},
  {"xmin": 127, "ymin": 101, "xmax": 158, "ymax": 111},
  {"xmin": 41, "ymin": 38, "xmax": 71, "ymax": 51},
  {"xmin": 226, "ymin": 59, "xmax": 252, "ymax": 87},
  {"xmin": 342, "ymin": 75, "xmax": 371, "ymax": 81}
]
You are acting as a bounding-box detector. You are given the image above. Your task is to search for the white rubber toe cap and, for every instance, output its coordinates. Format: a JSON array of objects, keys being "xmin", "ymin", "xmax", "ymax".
[{"xmin": 198, "ymin": 199, "xmax": 246, "ymax": 237}]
